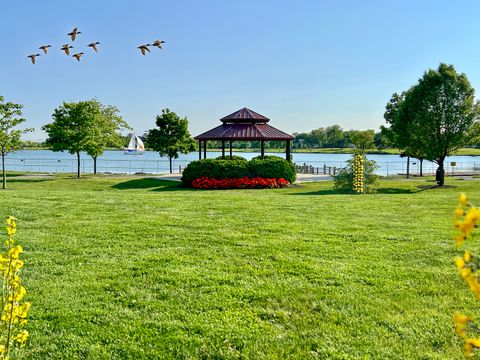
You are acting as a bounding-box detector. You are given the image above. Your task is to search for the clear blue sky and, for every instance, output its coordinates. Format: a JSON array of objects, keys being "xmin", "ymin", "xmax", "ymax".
[{"xmin": 2, "ymin": 0, "xmax": 480, "ymax": 140}]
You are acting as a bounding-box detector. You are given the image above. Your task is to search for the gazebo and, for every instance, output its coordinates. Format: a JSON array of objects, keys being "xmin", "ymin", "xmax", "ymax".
[{"xmin": 194, "ymin": 107, "xmax": 294, "ymax": 161}]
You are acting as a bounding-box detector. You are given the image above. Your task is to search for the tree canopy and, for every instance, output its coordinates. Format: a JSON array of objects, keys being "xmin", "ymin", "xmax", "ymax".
[
  {"xmin": 43, "ymin": 99, "xmax": 129, "ymax": 177},
  {"xmin": 383, "ymin": 63, "xmax": 480, "ymax": 185},
  {"xmin": 145, "ymin": 109, "xmax": 196, "ymax": 173},
  {"xmin": 0, "ymin": 96, "xmax": 31, "ymax": 189}
]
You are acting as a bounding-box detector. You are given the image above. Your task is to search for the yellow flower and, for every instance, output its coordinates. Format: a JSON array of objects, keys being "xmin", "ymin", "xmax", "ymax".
[
  {"xmin": 465, "ymin": 251, "xmax": 473, "ymax": 262},
  {"xmin": 455, "ymin": 207, "xmax": 465, "ymax": 218},
  {"xmin": 456, "ymin": 257, "xmax": 466, "ymax": 271},
  {"xmin": 460, "ymin": 193, "xmax": 469, "ymax": 207},
  {"xmin": 14, "ymin": 329, "xmax": 28, "ymax": 346},
  {"xmin": 465, "ymin": 338, "xmax": 480, "ymax": 357}
]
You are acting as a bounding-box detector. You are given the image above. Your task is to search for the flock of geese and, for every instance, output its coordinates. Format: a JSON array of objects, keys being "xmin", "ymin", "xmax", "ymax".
[{"xmin": 27, "ymin": 27, "xmax": 165, "ymax": 64}]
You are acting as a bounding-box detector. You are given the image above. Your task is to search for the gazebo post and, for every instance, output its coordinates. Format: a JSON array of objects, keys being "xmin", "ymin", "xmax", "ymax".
[
  {"xmin": 286, "ymin": 140, "xmax": 291, "ymax": 161},
  {"xmin": 203, "ymin": 141, "xmax": 207, "ymax": 159},
  {"xmin": 261, "ymin": 140, "xmax": 265, "ymax": 159},
  {"xmin": 222, "ymin": 140, "xmax": 225, "ymax": 159},
  {"xmin": 229, "ymin": 140, "xmax": 233, "ymax": 159},
  {"xmin": 198, "ymin": 140, "xmax": 202, "ymax": 160}
]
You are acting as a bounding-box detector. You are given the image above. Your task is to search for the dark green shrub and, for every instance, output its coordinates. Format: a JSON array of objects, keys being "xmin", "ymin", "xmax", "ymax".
[
  {"xmin": 215, "ymin": 155, "xmax": 247, "ymax": 161},
  {"xmin": 333, "ymin": 155, "xmax": 379, "ymax": 193},
  {"xmin": 181, "ymin": 159, "xmax": 249, "ymax": 185},
  {"xmin": 248, "ymin": 157, "xmax": 296, "ymax": 183},
  {"xmin": 181, "ymin": 156, "xmax": 296, "ymax": 186}
]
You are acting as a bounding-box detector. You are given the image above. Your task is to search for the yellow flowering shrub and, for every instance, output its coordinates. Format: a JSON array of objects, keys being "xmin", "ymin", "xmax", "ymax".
[
  {"xmin": 454, "ymin": 194, "xmax": 480, "ymax": 357},
  {"xmin": 0, "ymin": 217, "xmax": 30, "ymax": 359},
  {"xmin": 353, "ymin": 152, "xmax": 364, "ymax": 194}
]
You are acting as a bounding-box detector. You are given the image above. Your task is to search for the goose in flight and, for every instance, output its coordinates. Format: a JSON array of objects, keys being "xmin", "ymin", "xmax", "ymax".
[
  {"xmin": 27, "ymin": 54, "xmax": 41, "ymax": 64},
  {"xmin": 72, "ymin": 52, "xmax": 84, "ymax": 62},
  {"xmin": 88, "ymin": 42, "xmax": 100, "ymax": 52},
  {"xmin": 61, "ymin": 44, "xmax": 73, "ymax": 56},
  {"xmin": 137, "ymin": 44, "xmax": 151, "ymax": 55},
  {"xmin": 152, "ymin": 40, "xmax": 165, "ymax": 49},
  {"xmin": 39, "ymin": 45, "xmax": 51, "ymax": 54},
  {"xmin": 68, "ymin": 27, "xmax": 81, "ymax": 41}
]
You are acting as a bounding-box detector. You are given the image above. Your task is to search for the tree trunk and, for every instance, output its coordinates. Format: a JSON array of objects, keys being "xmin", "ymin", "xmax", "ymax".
[
  {"xmin": 406, "ymin": 156, "xmax": 410, "ymax": 178},
  {"xmin": 419, "ymin": 158, "xmax": 423, "ymax": 177},
  {"xmin": 1, "ymin": 151, "xmax": 6, "ymax": 190},
  {"xmin": 436, "ymin": 158, "xmax": 445, "ymax": 186},
  {"xmin": 93, "ymin": 156, "xmax": 97, "ymax": 175},
  {"xmin": 77, "ymin": 151, "xmax": 81, "ymax": 178},
  {"xmin": 169, "ymin": 157, "xmax": 173, "ymax": 174}
]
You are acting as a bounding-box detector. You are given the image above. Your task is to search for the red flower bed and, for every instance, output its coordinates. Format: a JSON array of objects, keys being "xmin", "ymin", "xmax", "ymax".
[{"xmin": 192, "ymin": 176, "xmax": 289, "ymax": 189}]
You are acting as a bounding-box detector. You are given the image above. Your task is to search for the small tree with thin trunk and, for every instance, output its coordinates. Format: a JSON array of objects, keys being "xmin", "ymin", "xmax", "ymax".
[
  {"xmin": 146, "ymin": 109, "xmax": 196, "ymax": 173},
  {"xmin": 42, "ymin": 101, "xmax": 95, "ymax": 178},
  {"xmin": 0, "ymin": 96, "xmax": 31, "ymax": 189}
]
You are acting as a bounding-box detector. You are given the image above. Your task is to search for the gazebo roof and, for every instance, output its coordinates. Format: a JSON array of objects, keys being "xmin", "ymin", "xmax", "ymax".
[
  {"xmin": 220, "ymin": 107, "xmax": 270, "ymax": 123},
  {"xmin": 195, "ymin": 108, "xmax": 294, "ymax": 141}
]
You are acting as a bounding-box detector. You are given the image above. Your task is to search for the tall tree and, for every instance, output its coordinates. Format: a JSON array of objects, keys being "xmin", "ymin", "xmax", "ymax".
[
  {"xmin": 385, "ymin": 63, "xmax": 480, "ymax": 185},
  {"xmin": 0, "ymin": 96, "xmax": 31, "ymax": 189},
  {"xmin": 84, "ymin": 101, "xmax": 130, "ymax": 174},
  {"xmin": 43, "ymin": 101, "xmax": 96, "ymax": 178},
  {"xmin": 146, "ymin": 109, "xmax": 196, "ymax": 173}
]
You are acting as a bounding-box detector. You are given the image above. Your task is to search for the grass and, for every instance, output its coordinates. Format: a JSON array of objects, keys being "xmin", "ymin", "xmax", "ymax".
[{"xmin": 1, "ymin": 174, "xmax": 479, "ymax": 359}]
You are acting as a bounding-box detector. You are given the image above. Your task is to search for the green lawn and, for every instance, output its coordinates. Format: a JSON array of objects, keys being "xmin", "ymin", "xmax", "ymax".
[{"xmin": 1, "ymin": 175, "xmax": 479, "ymax": 359}]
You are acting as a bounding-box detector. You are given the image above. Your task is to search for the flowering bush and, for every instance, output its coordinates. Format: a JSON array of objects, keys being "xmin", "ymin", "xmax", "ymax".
[
  {"xmin": 0, "ymin": 216, "xmax": 30, "ymax": 359},
  {"xmin": 192, "ymin": 176, "xmax": 289, "ymax": 190},
  {"xmin": 353, "ymin": 153, "xmax": 364, "ymax": 194},
  {"xmin": 453, "ymin": 193, "xmax": 480, "ymax": 357},
  {"xmin": 181, "ymin": 157, "xmax": 296, "ymax": 186},
  {"xmin": 333, "ymin": 153, "xmax": 378, "ymax": 194}
]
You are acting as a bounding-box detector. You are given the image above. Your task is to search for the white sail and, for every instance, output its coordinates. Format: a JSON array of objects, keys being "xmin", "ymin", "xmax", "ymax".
[
  {"xmin": 125, "ymin": 133, "xmax": 145, "ymax": 155},
  {"xmin": 136, "ymin": 136, "xmax": 145, "ymax": 151},
  {"xmin": 127, "ymin": 134, "xmax": 136, "ymax": 150}
]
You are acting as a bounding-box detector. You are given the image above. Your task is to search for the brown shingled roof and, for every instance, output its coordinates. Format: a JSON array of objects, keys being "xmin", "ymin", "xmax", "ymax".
[
  {"xmin": 220, "ymin": 107, "xmax": 270, "ymax": 123},
  {"xmin": 195, "ymin": 123, "xmax": 294, "ymax": 141}
]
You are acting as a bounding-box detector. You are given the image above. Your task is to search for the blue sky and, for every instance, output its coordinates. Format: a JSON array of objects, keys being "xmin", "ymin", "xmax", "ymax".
[{"xmin": 1, "ymin": 0, "xmax": 480, "ymax": 140}]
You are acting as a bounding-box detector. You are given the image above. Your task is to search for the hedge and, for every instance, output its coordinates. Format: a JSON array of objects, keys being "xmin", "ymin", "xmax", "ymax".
[{"xmin": 181, "ymin": 156, "xmax": 296, "ymax": 186}]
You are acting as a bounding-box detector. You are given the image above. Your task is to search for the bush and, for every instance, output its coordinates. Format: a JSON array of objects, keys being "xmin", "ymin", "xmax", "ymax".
[
  {"xmin": 181, "ymin": 156, "xmax": 296, "ymax": 186},
  {"xmin": 333, "ymin": 155, "xmax": 379, "ymax": 193},
  {"xmin": 215, "ymin": 155, "xmax": 247, "ymax": 161},
  {"xmin": 181, "ymin": 159, "xmax": 249, "ymax": 186},
  {"xmin": 248, "ymin": 157, "xmax": 296, "ymax": 183}
]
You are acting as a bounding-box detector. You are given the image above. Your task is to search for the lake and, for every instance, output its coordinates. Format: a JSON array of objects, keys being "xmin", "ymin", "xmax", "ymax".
[{"xmin": 4, "ymin": 150, "xmax": 480, "ymax": 176}]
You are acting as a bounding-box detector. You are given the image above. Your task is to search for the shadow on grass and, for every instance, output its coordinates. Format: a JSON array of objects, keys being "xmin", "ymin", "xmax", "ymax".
[
  {"xmin": 112, "ymin": 178, "xmax": 191, "ymax": 192},
  {"xmin": 290, "ymin": 187, "xmax": 424, "ymax": 196},
  {"xmin": 6, "ymin": 178, "xmax": 52, "ymax": 184}
]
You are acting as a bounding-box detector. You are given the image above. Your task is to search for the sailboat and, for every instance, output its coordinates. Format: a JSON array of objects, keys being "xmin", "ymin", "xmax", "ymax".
[{"xmin": 124, "ymin": 133, "xmax": 145, "ymax": 155}]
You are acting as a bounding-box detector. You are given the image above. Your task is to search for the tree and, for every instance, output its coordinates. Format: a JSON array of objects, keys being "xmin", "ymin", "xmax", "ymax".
[
  {"xmin": 349, "ymin": 130, "xmax": 375, "ymax": 149},
  {"xmin": 145, "ymin": 109, "xmax": 196, "ymax": 173},
  {"xmin": 83, "ymin": 101, "xmax": 130, "ymax": 174},
  {"xmin": 0, "ymin": 96, "xmax": 31, "ymax": 189},
  {"xmin": 384, "ymin": 64, "xmax": 480, "ymax": 185}
]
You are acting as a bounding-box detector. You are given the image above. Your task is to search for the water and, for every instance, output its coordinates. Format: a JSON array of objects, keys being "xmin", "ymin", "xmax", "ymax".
[{"xmin": 4, "ymin": 149, "xmax": 480, "ymax": 176}]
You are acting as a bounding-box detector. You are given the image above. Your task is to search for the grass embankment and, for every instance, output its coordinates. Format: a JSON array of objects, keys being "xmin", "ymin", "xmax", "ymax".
[{"xmin": 0, "ymin": 175, "xmax": 478, "ymax": 358}]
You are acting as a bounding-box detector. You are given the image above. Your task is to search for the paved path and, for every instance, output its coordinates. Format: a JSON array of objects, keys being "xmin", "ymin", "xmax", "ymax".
[{"xmin": 155, "ymin": 173, "xmax": 332, "ymax": 183}]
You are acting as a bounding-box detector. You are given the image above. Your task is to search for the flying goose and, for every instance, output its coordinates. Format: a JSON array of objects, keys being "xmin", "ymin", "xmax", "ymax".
[
  {"xmin": 137, "ymin": 44, "xmax": 151, "ymax": 55},
  {"xmin": 39, "ymin": 45, "xmax": 51, "ymax": 54},
  {"xmin": 152, "ymin": 40, "xmax": 165, "ymax": 49},
  {"xmin": 68, "ymin": 27, "xmax": 81, "ymax": 41},
  {"xmin": 88, "ymin": 42, "xmax": 100, "ymax": 52},
  {"xmin": 72, "ymin": 52, "xmax": 84, "ymax": 62},
  {"xmin": 61, "ymin": 44, "xmax": 73, "ymax": 56},
  {"xmin": 27, "ymin": 54, "xmax": 41, "ymax": 64}
]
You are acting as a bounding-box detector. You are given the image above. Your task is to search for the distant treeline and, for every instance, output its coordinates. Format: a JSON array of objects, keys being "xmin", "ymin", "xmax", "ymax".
[{"xmin": 19, "ymin": 125, "xmax": 480, "ymax": 151}]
